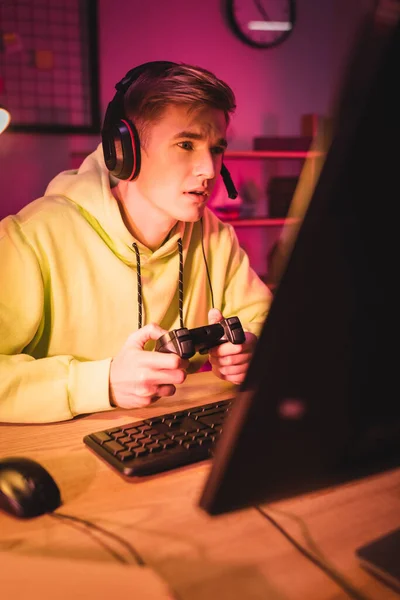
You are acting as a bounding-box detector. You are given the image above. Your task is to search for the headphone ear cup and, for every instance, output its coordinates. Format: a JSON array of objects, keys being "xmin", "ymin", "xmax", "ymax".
[{"xmin": 102, "ymin": 119, "xmax": 141, "ymax": 181}]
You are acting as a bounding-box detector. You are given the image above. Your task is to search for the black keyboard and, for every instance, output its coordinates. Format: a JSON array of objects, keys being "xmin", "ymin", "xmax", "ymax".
[{"xmin": 83, "ymin": 399, "xmax": 234, "ymax": 477}]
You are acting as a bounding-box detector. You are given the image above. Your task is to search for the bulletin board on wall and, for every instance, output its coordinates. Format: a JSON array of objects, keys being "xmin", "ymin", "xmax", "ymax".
[{"xmin": 0, "ymin": 0, "xmax": 100, "ymax": 133}]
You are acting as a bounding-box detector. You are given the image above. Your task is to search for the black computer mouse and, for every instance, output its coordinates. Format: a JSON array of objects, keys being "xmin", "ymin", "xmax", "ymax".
[{"xmin": 0, "ymin": 456, "xmax": 61, "ymax": 519}]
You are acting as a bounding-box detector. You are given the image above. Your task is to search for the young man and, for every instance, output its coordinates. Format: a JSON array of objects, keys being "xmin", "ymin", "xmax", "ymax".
[{"xmin": 0, "ymin": 61, "xmax": 271, "ymax": 423}]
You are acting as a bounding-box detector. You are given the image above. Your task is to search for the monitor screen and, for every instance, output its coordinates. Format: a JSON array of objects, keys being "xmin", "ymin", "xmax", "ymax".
[{"xmin": 200, "ymin": 0, "xmax": 400, "ymax": 515}]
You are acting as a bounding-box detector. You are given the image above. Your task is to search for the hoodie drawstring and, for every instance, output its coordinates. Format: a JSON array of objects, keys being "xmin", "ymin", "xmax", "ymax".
[
  {"xmin": 132, "ymin": 243, "xmax": 143, "ymax": 329},
  {"xmin": 132, "ymin": 240, "xmax": 184, "ymax": 330},
  {"xmin": 177, "ymin": 238, "xmax": 184, "ymax": 329},
  {"xmin": 132, "ymin": 220, "xmax": 214, "ymax": 332}
]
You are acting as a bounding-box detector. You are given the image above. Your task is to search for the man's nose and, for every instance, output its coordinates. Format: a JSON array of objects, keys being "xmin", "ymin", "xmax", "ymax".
[{"xmin": 193, "ymin": 151, "xmax": 216, "ymax": 180}]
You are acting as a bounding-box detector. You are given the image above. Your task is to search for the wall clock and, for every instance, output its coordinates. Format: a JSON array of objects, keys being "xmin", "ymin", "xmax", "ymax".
[{"xmin": 226, "ymin": 0, "xmax": 296, "ymax": 49}]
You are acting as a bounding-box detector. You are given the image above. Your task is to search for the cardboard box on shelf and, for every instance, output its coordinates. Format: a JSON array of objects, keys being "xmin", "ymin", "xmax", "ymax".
[{"xmin": 267, "ymin": 176, "xmax": 298, "ymax": 218}]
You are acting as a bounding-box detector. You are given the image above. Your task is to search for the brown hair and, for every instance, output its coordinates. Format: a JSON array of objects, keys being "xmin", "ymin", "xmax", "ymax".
[{"xmin": 124, "ymin": 62, "xmax": 236, "ymax": 144}]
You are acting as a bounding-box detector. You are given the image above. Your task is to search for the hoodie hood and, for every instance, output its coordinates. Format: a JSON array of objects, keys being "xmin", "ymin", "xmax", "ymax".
[{"xmin": 44, "ymin": 143, "xmax": 188, "ymax": 264}]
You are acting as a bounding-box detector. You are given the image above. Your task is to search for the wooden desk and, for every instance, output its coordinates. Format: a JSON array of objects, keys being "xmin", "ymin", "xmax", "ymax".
[{"xmin": 1, "ymin": 372, "xmax": 399, "ymax": 600}]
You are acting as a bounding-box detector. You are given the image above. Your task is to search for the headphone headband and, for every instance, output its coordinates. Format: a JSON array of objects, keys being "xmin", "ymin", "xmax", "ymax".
[
  {"xmin": 102, "ymin": 61, "xmax": 178, "ymax": 134},
  {"xmin": 115, "ymin": 61, "xmax": 178, "ymax": 95}
]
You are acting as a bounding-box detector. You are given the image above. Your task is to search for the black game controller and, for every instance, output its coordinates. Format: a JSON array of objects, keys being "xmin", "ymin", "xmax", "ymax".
[{"xmin": 155, "ymin": 316, "xmax": 245, "ymax": 359}]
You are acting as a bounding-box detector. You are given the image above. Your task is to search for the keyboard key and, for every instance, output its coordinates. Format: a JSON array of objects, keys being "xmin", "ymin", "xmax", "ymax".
[
  {"xmin": 145, "ymin": 428, "xmax": 160, "ymax": 436},
  {"xmin": 119, "ymin": 450, "xmax": 135, "ymax": 461},
  {"xmin": 199, "ymin": 437, "xmax": 214, "ymax": 446},
  {"xmin": 147, "ymin": 443, "xmax": 162, "ymax": 452},
  {"xmin": 119, "ymin": 436, "xmax": 131, "ymax": 445},
  {"xmin": 138, "ymin": 424, "xmax": 152, "ymax": 432},
  {"xmin": 91, "ymin": 432, "xmax": 112, "ymax": 445},
  {"xmin": 164, "ymin": 419, "xmax": 180, "ymax": 427},
  {"xmin": 103, "ymin": 440, "xmax": 125, "ymax": 455},
  {"xmin": 124, "ymin": 427, "xmax": 140, "ymax": 435},
  {"xmin": 111, "ymin": 431, "xmax": 126, "ymax": 439},
  {"xmin": 126, "ymin": 441, "xmax": 141, "ymax": 450},
  {"xmin": 134, "ymin": 447, "xmax": 149, "ymax": 457},
  {"xmin": 161, "ymin": 439, "xmax": 176, "ymax": 449},
  {"xmin": 183, "ymin": 440, "xmax": 199, "ymax": 449},
  {"xmin": 143, "ymin": 417, "xmax": 163, "ymax": 425}
]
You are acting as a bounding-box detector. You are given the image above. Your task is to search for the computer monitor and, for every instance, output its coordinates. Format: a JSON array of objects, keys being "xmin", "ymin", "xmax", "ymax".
[{"xmin": 200, "ymin": 0, "xmax": 400, "ymax": 516}]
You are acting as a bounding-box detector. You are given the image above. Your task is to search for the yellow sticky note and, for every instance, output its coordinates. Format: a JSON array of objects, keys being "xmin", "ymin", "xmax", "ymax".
[
  {"xmin": 35, "ymin": 50, "xmax": 54, "ymax": 70},
  {"xmin": 3, "ymin": 32, "xmax": 23, "ymax": 53}
]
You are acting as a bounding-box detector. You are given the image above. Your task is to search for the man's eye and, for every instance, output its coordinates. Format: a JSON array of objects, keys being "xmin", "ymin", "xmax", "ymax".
[
  {"xmin": 178, "ymin": 141, "xmax": 193, "ymax": 150},
  {"xmin": 211, "ymin": 146, "xmax": 225, "ymax": 155}
]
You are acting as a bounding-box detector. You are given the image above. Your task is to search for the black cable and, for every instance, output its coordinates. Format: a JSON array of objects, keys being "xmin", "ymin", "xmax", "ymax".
[
  {"xmin": 49, "ymin": 512, "xmax": 128, "ymax": 564},
  {"xmin": 255, "ymin": 506, "xmax": 372, "ymax": 600},
  {"xmin": 200, "ymin": 218, "xmax": 215, "ymax": 309},
  {"xmin": 49, "ymin": 511, "xmax": 145, "ymax": 566},
  {"xmin": 49, "ymin": 511, "xmax": 185, "ymax": 600},
  {"xmin": 177, "ymin": 238, "xmax": 184, "ymax": 328}
]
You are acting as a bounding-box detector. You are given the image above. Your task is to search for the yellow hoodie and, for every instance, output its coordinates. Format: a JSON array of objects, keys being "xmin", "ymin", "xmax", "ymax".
[{"xmin": 0, "ymin": 145, "xmax": 271, "ymax": 423}]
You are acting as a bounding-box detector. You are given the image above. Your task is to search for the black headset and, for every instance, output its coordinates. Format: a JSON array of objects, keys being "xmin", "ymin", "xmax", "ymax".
[{"xmin": 101, "ymin": 61, "xmax": 238, "ymax": 199}]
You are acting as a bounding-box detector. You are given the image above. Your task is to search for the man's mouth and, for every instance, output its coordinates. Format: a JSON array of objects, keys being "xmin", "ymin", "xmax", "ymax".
[{"xmin": 186, "ymin": 189, "xmax": 209, "ymax": 199}]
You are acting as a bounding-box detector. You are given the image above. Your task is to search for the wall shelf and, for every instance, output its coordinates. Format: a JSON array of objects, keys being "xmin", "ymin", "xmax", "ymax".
[
  {"xmin": 70, "ymin": 149, "xmax": 323, "ymax": 165},
  {"xmin": 224, "ymin": 150, "xmax": 321, "ymax": 159},
  {"xmin": 224, "ymin": 218, "xmax": 286, "ymax": 227}
]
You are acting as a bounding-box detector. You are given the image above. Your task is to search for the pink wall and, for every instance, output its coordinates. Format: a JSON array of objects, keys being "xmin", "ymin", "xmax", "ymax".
[
  {"xmin": 98, "ymin": 0, "xmax": 335, "ymax": 146},
  {"xmin": 0, "ymin": 0, "xmax": 370, "ymax": 221}
]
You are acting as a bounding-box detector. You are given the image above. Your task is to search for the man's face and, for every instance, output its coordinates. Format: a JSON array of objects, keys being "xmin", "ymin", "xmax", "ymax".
[{"xmin": 135, "ymin": 104, "xmax": 228, "ymax": 223}]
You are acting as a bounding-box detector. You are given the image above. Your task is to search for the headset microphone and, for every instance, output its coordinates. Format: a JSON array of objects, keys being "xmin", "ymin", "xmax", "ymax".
[{"xmin": 220, "ymin": 163, "xmax": 238, "ymax": 199}]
